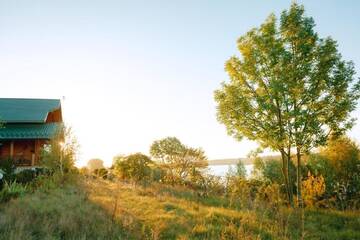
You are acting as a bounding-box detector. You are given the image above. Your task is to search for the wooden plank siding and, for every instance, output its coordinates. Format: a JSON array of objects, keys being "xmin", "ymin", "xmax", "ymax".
[{"xmin": 0, "ymin": 139, "xmax": 48, "ymax": 166}]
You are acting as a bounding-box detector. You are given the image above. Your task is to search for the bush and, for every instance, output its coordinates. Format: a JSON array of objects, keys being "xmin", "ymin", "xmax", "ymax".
[
  {"xmin": 302, "ymin": 172, "xmax": 326, "ymax": 207},
  {"xmin": 255, "ymin": 183, "xmax": 284, "ymax": 210},
  {"xmin": 93, "ymin": 168, "xmax": 108, "ymax": 179},
  {"xmin": 253, "ymin": 157, "xmax": 296, "ymax": 195},
  {"xmin": 0, "ymin": 169, "xmax": 4, "ymax": 189},
  {"xmin": 305, "ymin": 154, "xmax": 336, "ymax": 196},
  {"xmin": 113, "ymin": 153, "xmax": 153, "ymax": 185},
  {"xmin": 0, "ymin": 158, "xmax": 16, "ymax": 182},
  {"xmin": 149, "ymin": 165, "xmax": 166, "ymax": 182},
  {"xmin": 226, "ymin": 177, "xmax": 263, "ymax": 209},
  {"xmin": 305, "ymin": 137, "xmax": 360, "ymax": 209}
]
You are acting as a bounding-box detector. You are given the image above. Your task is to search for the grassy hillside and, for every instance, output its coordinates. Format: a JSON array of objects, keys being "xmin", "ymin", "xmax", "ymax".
[{"xmin": 1, "ymin": 175, "xmax": 359, "ymax": 240}]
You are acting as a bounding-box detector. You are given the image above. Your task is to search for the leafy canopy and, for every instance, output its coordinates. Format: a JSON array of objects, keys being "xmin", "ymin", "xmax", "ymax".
[
  {"xmin": 113, "ymin": 153, "xmax": 153, "ymax": 183},
  {"xmin": 214, "ymin": 3, "xmax": 360, "ymax": 154},
  {"xmin": 150, "ymin": 137, "xmax": 208, "ymax": 181}
]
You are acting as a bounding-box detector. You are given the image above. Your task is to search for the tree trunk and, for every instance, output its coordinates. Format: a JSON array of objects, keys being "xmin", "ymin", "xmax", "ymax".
[
  {"xmin": 296, "ymin": 147, "xmax": 303, "ymax": 207},
  {"xmin": 286, "ymin": 153, "xmax": 294, "ymax": 206},
  {"xmin": 296, "ymin": 147, "xmax": 305, "ymax": 239},
  {"xmin": 280, "ymin": 151, "xmax": 293, "ymax": 206}
]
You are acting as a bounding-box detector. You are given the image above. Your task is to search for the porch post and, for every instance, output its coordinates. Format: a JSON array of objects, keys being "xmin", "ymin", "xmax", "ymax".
[
  {"xmin": 32, "ymin": 140, "xmax": 37, "ymax": 166},
  {"xmin": 10, "ymin": 141, "xmax": 14, "ymax": 158}
]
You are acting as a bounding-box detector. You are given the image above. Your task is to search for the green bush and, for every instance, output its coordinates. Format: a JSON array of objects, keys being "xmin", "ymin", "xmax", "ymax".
[
  {"xmin": 113, "ymin": 153, "xmax": 153, "ymax": 185},
  {"xmin": 14, "ymin": 169, "xmax": 37, "ymax": 184},
  {"xmin": 0, "ymin": 169, "xmax": 4, "ymax": 190},
  {"xmin": 93, "ymin": 168, "xmax": 108, "ymax": 179},
  {"xmin": 0, "ymin": 158, "xmax": 16, "ymax": 182},
  {"xmin": 253, "ymin": 157, "xmax": 296, "ymax": 196},
  {"xmin": 305, "ymin": 154, "xmax": 336, "ymax": 196}
]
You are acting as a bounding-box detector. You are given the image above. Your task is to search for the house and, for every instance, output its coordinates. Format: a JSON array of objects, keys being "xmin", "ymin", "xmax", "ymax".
[{"xmin": 0, "ymin": 98, "xmax": 63, "ymax": 166}]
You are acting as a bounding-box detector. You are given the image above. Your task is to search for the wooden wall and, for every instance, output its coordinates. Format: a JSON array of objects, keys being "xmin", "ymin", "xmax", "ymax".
[
  {"xmin": 46, "ymin": 108, "xmax": 62, "ymax": 123},
  {"xmin": 0, "ymin": 139, "xmax": 47, "ymax": 166}
]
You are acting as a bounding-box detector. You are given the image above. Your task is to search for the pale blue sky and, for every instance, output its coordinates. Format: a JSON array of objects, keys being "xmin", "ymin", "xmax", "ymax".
[{"xmin": 0, "ymin": 1, "xmax": 359, "ymax": 166}]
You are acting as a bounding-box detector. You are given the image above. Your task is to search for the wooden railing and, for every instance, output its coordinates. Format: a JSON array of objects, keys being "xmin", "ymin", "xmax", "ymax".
[
  {"xmin": 0, "ymin": 156, "xmax": 32, "ymax": 167},
  {"xmin": 14, "ymin": 158, "xmax": 32, "ymax": 166}
]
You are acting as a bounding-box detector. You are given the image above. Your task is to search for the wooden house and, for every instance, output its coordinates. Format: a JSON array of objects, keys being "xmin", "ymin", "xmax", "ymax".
[{"xmin": 0, "ymin": 98, "xmax": 63, "ymax": 166}]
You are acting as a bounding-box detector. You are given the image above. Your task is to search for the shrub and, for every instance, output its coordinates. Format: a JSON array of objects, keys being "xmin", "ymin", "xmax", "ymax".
[
  {"xmin": 255, "ymin": 183, "xmax": 284, "ymax": 210},
  {"xmin": 93, "ymin": 168, "xmax": 108, "ymax": 179},
  {"xmin": 305, "ymin": 154, "xmax": 336, "ymax": 195},
  {"xmin": 253, "ymin": 157, "xmax": 296, "ymax": 196},
  {"xmin": 311, "ymin": 136, "xmax": 360, "ymax": 209},
  {"xmin": 0, "ymin": 158, "xmax": 16, "ymax": 182},
  {"xmin": 226, "ymin": 177, "xmax": 263, "ymax": 209},
  {"xmin": 0, "ymin": 169, "xmax": 4, "ymax": 189},
  {"xmin": 149, "ymin": 165, "xmax": 166, "ymax": 182},
  {"xmin": 302, "ymin": 172, "xmax": 326, "ymax": 207}
]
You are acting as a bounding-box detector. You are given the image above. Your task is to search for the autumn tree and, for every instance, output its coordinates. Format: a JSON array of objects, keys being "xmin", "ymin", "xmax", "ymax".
[
  {"xmin": 214, "ymin": 3, "xmax": 360, "ymax": 206},
  {"xmin": 319, "ymin": 136, "xmax": 360, "ymax": 208},
  {"xmin": 150, "ymin": 137, "xmax": 208, "ymax": 184}
]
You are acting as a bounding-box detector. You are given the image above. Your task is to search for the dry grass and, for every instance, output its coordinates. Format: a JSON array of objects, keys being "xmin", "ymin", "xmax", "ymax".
[
  {"xmin": 84, "ymin": 178, "xmax": 275, "ymax": 239},
  {"xmin": 1, "ymin": 175, "xmax": 360, "ymax": 239}
]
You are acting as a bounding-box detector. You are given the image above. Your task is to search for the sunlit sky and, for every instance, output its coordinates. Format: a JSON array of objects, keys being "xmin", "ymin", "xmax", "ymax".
[{"xmin": 1, "ymin": 1, "xmax": 359, "ymax": 166}]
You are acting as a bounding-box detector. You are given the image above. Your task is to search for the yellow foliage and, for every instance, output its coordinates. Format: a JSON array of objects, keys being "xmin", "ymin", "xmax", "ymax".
[
  {"xmin": 320, "ymin": 136, "xmax": 359, "ymax": 171},
  {"xmin": 302, "ymin": 172, "xmax": 326, "ymax": 207}
]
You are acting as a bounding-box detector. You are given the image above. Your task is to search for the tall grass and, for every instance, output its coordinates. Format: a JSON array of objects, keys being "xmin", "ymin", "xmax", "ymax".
[
  {"xmin": 83, "ymin": 177, "xmax": 360, "ymax": 239},
  {"xmin": 0, "ymin": 174, "xmax": 129, "ymax": 240},
  {"xmin": 0, "ymin": 175, "xmax": 359, "ymax": 239}
]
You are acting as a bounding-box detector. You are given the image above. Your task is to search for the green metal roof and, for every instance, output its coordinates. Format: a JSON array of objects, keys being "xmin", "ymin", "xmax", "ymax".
[
  {"xmin": 0, "ymin": 123, "xmax": 62, "ymax": 140},
  {"xmin": 0, "ymin": 98, "xmax": 61, "ymax": 123}
]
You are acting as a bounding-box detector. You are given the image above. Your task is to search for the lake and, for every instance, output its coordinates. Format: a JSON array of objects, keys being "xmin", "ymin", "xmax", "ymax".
[{"xmin": 207, "ymin": 164, "xmax": 254, "ymax": 177}]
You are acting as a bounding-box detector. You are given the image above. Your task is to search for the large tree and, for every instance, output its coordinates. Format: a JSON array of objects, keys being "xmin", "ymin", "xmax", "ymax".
[{"xmin": 214, "ymin": 3, "xmax": 360, "ymax": 206}]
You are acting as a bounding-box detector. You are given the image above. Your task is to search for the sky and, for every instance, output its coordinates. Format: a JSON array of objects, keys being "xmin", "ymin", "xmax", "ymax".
[{"xmin": 0, "ymin": 0, "xmax": 359, "ymax": 167}]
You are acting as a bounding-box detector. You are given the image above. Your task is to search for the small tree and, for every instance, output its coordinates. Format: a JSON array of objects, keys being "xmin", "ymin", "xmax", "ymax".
[
  {"xmin": 87, "ymin": 159, "xmax": 105, "ymax": 173},
  {"xmin": 235, "ymin": 161, "xmax": 246, "ymax": 179},
  {"xmin": 113, "ymin": 153, "xmax": 152, "ymax": 185},
  {"xmin": 40, "ymin": 126, "xmax": 78, "ymax": 174},
  {"xmin": 214, "ymin": 3, "xmax": 360, "ymax": 206},
  {"xmin": 150, "ymin": 137, "xmax": 208, "ymax": 184},
  {"xmin": 226, "ymin": 161, "xmax": 246, "ymax": 179}
]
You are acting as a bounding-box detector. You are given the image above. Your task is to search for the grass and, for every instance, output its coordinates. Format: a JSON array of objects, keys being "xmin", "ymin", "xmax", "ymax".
[
  {"xmin": 0, "ymin": 175, "xmax": 360, "ymax": 239},
  {"xmin": 0, "ymin": 175, "xmax": 129, "ymax": 240},
  {"xmin": 84, "ymin": 178, "xmax": 360, "ymax": 239}
]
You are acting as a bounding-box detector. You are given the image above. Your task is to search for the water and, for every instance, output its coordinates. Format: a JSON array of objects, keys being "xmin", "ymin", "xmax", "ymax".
[{"xmin": 207, "ymin": 164, "xmax": 254, "ymax": 177}]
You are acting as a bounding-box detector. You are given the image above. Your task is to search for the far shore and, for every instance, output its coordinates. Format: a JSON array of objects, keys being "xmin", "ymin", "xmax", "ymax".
[{"xmin": 208, "ymin": 155, "xmax": 280, "ymax": 166}]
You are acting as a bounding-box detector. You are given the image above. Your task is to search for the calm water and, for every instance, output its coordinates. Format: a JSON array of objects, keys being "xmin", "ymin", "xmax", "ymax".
[{"xmin": 207, "ymin": 164, "xmax": 254, "ymax": 177}]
